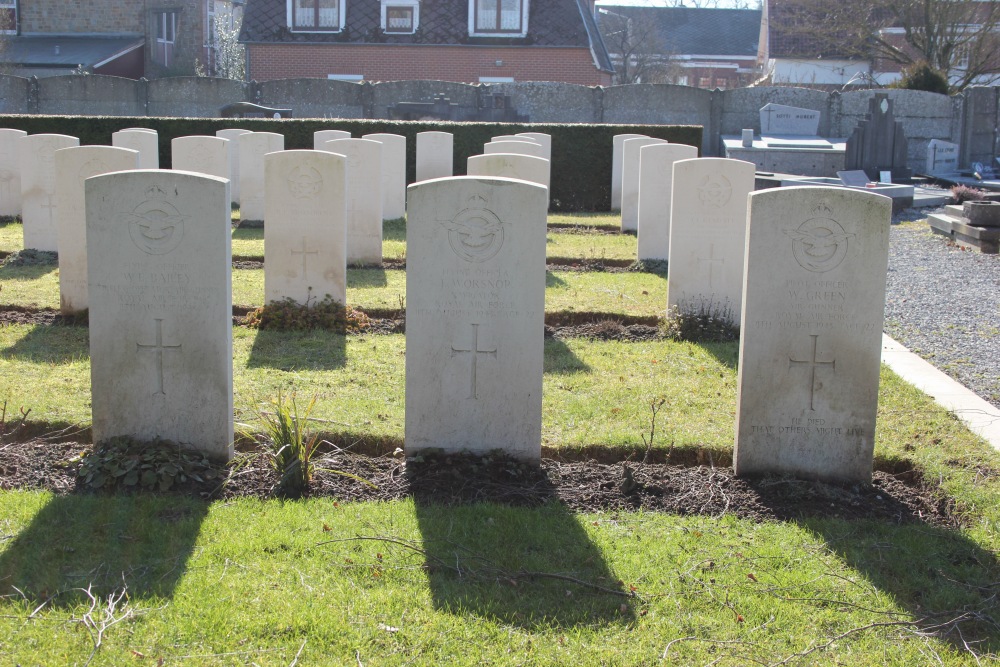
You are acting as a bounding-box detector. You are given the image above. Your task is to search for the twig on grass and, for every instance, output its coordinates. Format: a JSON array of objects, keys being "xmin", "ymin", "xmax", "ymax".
[
  {"xmin": 289, "ymin": 639, "xmax": 307, "ymax": 666},
  {"xmin": 318, "ymin": 535, "xmax": 637, "ymax": 598}
]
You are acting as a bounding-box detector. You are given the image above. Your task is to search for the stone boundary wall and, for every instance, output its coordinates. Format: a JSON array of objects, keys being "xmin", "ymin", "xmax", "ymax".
[{"xmin": 3, "ymin": 74, "xmax": 994, "ymax": 172}]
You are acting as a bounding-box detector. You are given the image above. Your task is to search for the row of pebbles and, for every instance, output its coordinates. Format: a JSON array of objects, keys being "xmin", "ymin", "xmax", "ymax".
[{"xmin": 884, "ymin": 209, "xmax": 1000, "ymax": 409}]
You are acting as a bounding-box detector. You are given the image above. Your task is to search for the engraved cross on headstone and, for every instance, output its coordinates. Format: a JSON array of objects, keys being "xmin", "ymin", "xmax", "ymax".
[
  {"xmin": 290, "ymin": 236, "xmax": 318, "ymax": 277},
  {"xmin": 41, "ymin": 195, "xmax": 56, "ymax": 224},
  {"xmin": 137, "ymin": 318, "xmax": 182, "ymax": 396},
  {"xmin": 698, "ymin": 243, "xmax": 725, "ymax": 289},
  {"xmin": 451, "ymin": 323, "xmax": 497, "ymax": 400},
  {"xmin": 788, "ymin": 334, "xmax": 836, "ymax": 411}
]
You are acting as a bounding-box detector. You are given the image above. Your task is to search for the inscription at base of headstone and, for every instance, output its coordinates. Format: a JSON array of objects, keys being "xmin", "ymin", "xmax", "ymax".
[
  {"xmin": 734, "ymin": 186, "xmax": 892, "ymax": 484},
  {"xmin": 87, "ymin": 170, "xmax": 233, "ymax": 460},
  {"xmin": 405, "ymin": 177, "xmax": 547, "ymax": 460}
]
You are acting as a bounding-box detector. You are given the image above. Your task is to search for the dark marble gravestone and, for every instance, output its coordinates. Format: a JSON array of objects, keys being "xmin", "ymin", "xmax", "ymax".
[{"xmin": 844, "ymin": 93, "xmax": 911, "ymax": 182}]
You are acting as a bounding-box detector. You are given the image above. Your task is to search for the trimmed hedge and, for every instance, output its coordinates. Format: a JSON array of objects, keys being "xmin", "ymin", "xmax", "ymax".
[{"xmin": 0, "ymin": 115, "xmax": 701, "ymax": 211}]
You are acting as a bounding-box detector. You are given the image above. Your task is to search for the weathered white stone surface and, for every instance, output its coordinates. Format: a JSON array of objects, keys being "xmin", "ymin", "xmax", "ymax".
[
  {"xmin": 324, "ymin": 138, "xmax": 383, "ymax": 265},
  {"xmin": 171, "ymin": 136, "xmax": 230, "ymax": 181},
  {"xmin": 416, "ymin": 131, "xmax": 453, "ymax": 182},
  {"xmin": 516, "ymin": 132, "xmax": 552, "ymax": 161},
  {"xmin": 314, "ymin": 130, "xmax": 350, "ymax": 149},
  {"xmin": 468, "ymin": 153, "xmax": 549, "ymax": 188},
  {"xmin": 621, "ymin": 137, "xmax": 667, "ymax": 232},
  {"xmin": 485, "ymin": 140, "xmax": 547, "ymax": 160},
  {"xmin": 19, "ymin": 133, "xmax": 79, "ymax": 251},
  {"xmin": 734, "ymin": 186, "xmax": 892, "ymax": 483},
  {"xmin": 406, "ymin": 176, "xmax": 547, "ymax": 460},
  {"xmin": 216, "ymin": 129, "xmax": 251, "ymax": 204},
  {"xmin": 0, "ymin": 129, "xmax": 27, "ymax": 217},
  {"xmin": 87, "ymin": 169, "xmax": 233, "ymax": 460},
  {"xmin": 54, "ymin": 145, "xmax": 139, "ymax": 315},
  {"xmin": 492, "ymin": 134, "xmax": 537, "ymax": 143},
  {"xmin": 112, "ymin": 129, "xmax": 159, "ymax": 169},
  {"xmin": 925, "ymin": 139, "xmax": 959, "ymax": 174},
  {"xmin": 612, "ymin": 133, "xmax": 646, "ymax": 210},
  {"xmin": 363, "ymin": 132, "xmax": 407, "ymax": 220},
  {"xmin": 265, "ymin": 150, "xmax": 347, "ymax": 306},
  {"xmin": 238, "ymin": 132, "xmax": 284, "ymax": 223},
  {"xmin": 667, "ymin": 157, "xmax": 755, "ymax": 324},
  {"xmin": 636, "ymin": 143, "xmax": 698, "ymax": 260},
  {"xmin": 759, "ymin": 103, "xmax": 821, "ymax": 136}
]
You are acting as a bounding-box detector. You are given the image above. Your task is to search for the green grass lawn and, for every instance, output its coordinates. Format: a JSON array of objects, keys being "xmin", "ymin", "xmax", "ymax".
[{"xmin": 3, "ymin": 212, "xmax": 1000, "ymax": 664}]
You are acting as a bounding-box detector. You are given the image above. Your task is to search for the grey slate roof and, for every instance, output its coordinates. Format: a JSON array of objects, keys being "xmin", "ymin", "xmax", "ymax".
[
  {"xmin": 596, "ymin": 5, "xmax": 761, "ymax": 57},
  {"xmin": 1, "ymin": 36, "xmax": 144, "ymax": 69},
  {"xmin": 240, "ymin": 0, "xmax": 614, "ymax": 72}
]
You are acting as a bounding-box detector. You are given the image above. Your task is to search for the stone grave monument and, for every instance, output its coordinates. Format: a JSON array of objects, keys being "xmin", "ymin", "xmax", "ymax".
[
  {"xmin": 925, "ymin": 139, "xmax": 959, "ymax": 176},
  {"xmin": 264, "ymin": 150, "xmax": 348, "ymax": 305},
  {"xmin": 87, "ymin": 170, "xmax": 233, "ymax": 460},
  {"xmin": 636, "ymin": 142, "xmax": 698, "ymax": 261},
  {"xmin": 667, "ymin": 158, "xmax": 755, "ymax": 325},
  {"xmin": 172, "ymin": 136, "xmax": 230, "ymax": 182},
  {"xmin": 20, "ymin": 133, "xmax": 79, "ymax": 251},
  {"xmin": 405, "ymin": 176, "xmax": 547, "ymax": 460},
  {"xmin": 216, "ymin": 129, "xmax": 252, "ymax": 205},
  {"xmin": 416, "ymin": 131, "xmax": 453, "ymax": 182},
  {"xmin": 0, "ymin": 129, "xmax": 27, "ymax": 217},
  {"xmin": 516, "ymin": 132, "xmax": 552, "ymax": 161},
  {"xmin": 239, "ymin": 132, "xmax": 284, "ymax": 223},
  {"xmin": 486, "ymin": 140, "xmax": 546, "ymax": 160},
  {"xmin": 363, "ymin": 133, "xmax": 407, "ymax": 220},
  {"xmin": 112, "ymin": 129, "xmax": 159, "ymax": 170},
  {"xmin": 734, "ymin": 186, "xmax": 892, "ymax": 483},
  {"xmin": 611, "ymin": 134, "xmax": 647, "ymax": 211},
  {"xmin": 759, "ymin": 103, "xmax": 821, "ymax": 135},
  {"xmin": 54, "ymin": 145, "xmax": 140, "ymax": 316},
  {"xmin": 621, "ymin": 137, "xmax": 668, "ymax": 233},
  {"xmin": 468, "ymin": 153, "xmax": 549, "ymax": 189},
  {"xmin": 324, "ymin": 138, "xmax": 383, "ymax": 265},
  {"xmin": 314, "ymin": 130, "xmax": 350, "ymax": 150},
  {"xmin": 844, "ymin": 93, "xmax": 912, "ymax": 181},
  {"xmin": 927, "ymin": 199, "xmax": 1000, "ymax": 253}
]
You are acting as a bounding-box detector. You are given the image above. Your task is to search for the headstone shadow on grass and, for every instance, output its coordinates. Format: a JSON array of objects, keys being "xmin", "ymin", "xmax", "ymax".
[
  {"xmin": 794, "ymin": 517, "xmax": 1000, "ymax": 655},
  {"xmin": 545, "ymin": 271, "xmax": 568, "ymax": 287},
  {"xmin": 1, "ymin": 322, "xmax": 88, "ymax": 363},
  {"xmin": 245, "ymin": 328, "xmax": 347, "ymax": 371},
  {"xmin": 411, "ymin": 486, "xmax": 634, "ymax": 629},
  {"xmin": 347, "ymin": 267, "xmax": 389, "ymax": 289},
  {"xmin": 0, "ymin": 494, "xmax": 208, "ymax": 606},
  {"xmin": 544, "ymin": 338, "xmax": 592, "ymax": 374}
]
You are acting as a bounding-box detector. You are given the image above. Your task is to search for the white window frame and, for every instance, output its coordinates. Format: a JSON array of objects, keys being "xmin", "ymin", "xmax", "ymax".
[
  {"xmin": 287, "ymin": 0, "xmax": 346, "ymax": 33},
  {"xmin": 153, "ymin": 10, "xmax": 178, "ymax": 67},
  {"xmin": 0, "ymin": 0, "xmax": 16, "ymax": 35},
  {"xmin": 381, "ymin": 0, "xmax": 419, "ymax": 34},
  {"xmin": 468, "ymin": 0, "xmax": 529, "ymax": 37},
  {"xmin": 327, "ymin": 73, "xmax": 364, "ymax": 81}
]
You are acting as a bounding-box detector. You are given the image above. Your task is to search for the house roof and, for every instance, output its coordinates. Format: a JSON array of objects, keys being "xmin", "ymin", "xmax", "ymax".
[
  {"xmin": 240, "ymin": 0, "xmax": 614, "ymax": 72},
  {"xmin": 0, "ymin": 35, "xmax": 144, "ymax": 69},
  {"xmin": 595, "ymin": 5, "xmax": 761, "ymax": 57},
  {"xmin": 765, "ymin": 0, "xmax": 869, "ymax": 59}
]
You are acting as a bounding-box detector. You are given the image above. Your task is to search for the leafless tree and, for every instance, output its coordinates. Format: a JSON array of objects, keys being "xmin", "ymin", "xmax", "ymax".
[{"xmin": 598, "ymin": 6, "xmax": 683, "ymax": 84}]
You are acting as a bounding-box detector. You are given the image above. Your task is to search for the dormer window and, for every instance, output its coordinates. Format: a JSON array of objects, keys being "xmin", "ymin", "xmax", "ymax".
[
  {"xmin": 381, "ymin": 0, "xmax": 419, "ymax": 34},
  {"xmin": 470, "ymin": 0, "xmax": 528, "ymax": 36},
  {"xmin": 289, "ymin": 0, "xmax": 345, "ymax": 32}
]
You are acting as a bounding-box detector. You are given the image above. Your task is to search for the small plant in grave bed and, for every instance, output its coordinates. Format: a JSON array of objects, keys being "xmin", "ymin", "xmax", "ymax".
[
  {"xmin": 661, "ymin": 300, "xmax": 740, "ymax": 343},
  {"xmin": 244, "ymin": 293, "xmax": 370, "ymax": 332},
  {"xmin": 75, "ymin": 437, "xmax": 221, "ymax": 492},
  {"xmin": 627, "ymin": 259, "xmax": 668, "ymax": 275},
  {"xmin": 241, "ymin": 391, "xmax": 374, "ymax": 499},
  {"xmin": 951, "ymin": 184, "xmax": 988, "ymax": 204}
]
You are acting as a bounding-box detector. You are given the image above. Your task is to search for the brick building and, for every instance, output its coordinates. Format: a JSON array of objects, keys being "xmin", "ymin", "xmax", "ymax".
[
  {"xmin": 0, "ymin": 0, "xmax": 243, "ymax": 78},
  {"xmin": 239, "ymin": 0, "xmax": 615, "ymax": 84}
]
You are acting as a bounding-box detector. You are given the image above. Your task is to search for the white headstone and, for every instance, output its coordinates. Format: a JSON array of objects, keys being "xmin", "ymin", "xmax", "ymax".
[
  {"xmin": 54, "ymin": 145, "xmax": 140, "ymax": 316},
  {"xmin": 416, "ymin": 131, "xmax": 453, "ymax": 182},
  {"xmin": 468, "ymin": 153, "xmax": 549, "ymax": 188},
  {"xmin": 734, "ymin": 186, "xmax": 891, "ymax": 483},
  {"xmin": 112, "ymin": 129, "xmax": 159, "ymax": 169},
  {"xmin": 19, "ymin": 133, "xmax": 79, "ymax": 251},
  {"xmin": 314, "ymin": 130, "xmax": 351, "ymax": 150},
  {"xmin": 667, "ymin": 158, "xmax": 755, "ymax": 325},
  {"xmin": 324, "ymin": 138, "xmax": 383, "ymax": 265},
  {"xmin": 516, "ymin": 132, "xmax": 552, "ymax": 161},
  {"xmin": 759, "ymin": 103, "xmax": 821, "ymax": 136},
  {"xmin": 172, "ymin": 136, "xmax": 230, "ymax": 182},
  {"xmin": 621, "ymin": 137, "xmax": 667, "ymax": 233},
  {"xmin": 0, "ymin": 129, "xmax": 27, "ymax": 217},
  {"xmin": 216, "ymin": 129, "xmax": 252, "ymax": 205},
  {"xmin": 238, "ymin": 132, "xmax": 284, "ymax": 223},
  {"xmin": 612, "ymin": 133, "xmax": 647, "ymax": 211},
  {"xmin": 405, "ymin": 176, "xmax": 547, "ymax": 460},
  {"xmin": 492, "ymin": 134, "xmax": 538, "ymax": 144},
  {"xmin": 265, "ymin": 150, "xmax": 348, "ymax": 306},
  {"xmin": 925, "ymin": 139, "xmax": 959, "ymax": 175},
  {"xmin": 636, "ymin": 143, "xmax": 698, "ymax": 261},
  {"xmin": 363, "ymin": 133, "xmax": 407, "ymax": 220},
  {"xmin": 87, "ymin": 170, "xmax": 233, "ymax": 460},
  {"xmin": 485, "ymin": 140, "xmax": 547, "ymax": 160}
]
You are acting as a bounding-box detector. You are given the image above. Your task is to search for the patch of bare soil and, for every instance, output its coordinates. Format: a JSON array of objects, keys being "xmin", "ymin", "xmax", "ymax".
[{"xmin": 0, "ymin": 441, "xmax": 959, "ymax": 528}]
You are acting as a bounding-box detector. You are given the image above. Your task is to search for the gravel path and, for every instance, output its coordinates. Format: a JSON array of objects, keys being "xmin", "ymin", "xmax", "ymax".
[{"xmin": 884, "ymin": 211, "xmax": 1000, "ymax": 409}]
